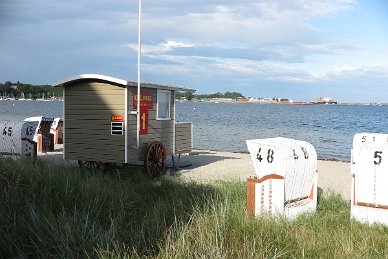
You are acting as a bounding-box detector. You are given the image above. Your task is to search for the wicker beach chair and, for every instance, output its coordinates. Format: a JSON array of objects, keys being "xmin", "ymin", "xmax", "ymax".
[
  {"xmin": 246, "ymin": 137, "xmax": 318, "ymax": 219},
  {"xmin": 0, "ymin": 120, "xmax": 39, "ymax": 159},
  {"xmin": 351, "ymin": 133, "xmax": 388, "ymax": 225}
]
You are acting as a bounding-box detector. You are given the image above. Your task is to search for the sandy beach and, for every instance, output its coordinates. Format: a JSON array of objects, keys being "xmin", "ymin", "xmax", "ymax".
[
  {"xmin": 176, "ymin": 150, "xmax": 352, "ymax": 200},
  {"xmin": 38, "ymin": 147, "xmax": 352, "ymax": 200}
]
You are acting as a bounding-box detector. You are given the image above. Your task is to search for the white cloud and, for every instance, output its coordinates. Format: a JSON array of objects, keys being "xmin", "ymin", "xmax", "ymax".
[
  {"xmin": 332, "ymin": 64, "xmax": 388, "ymax": 78},
  {"xmin": 140, "ymin": 52, "xmax": 388, "ymax": 87},
  {"xmin": 138, "ymin": 0, "xmax": 356, "ymax": 42},
  {"xmin": 126, "ymin": 40, "xmax": 195, "ymax": 54},
  {"xmin": 118, "ymin": 0, "xmax": 359, "ymax": 65},
  {"xmin": 139, "ymin": 54, "xmax": 325, "ymax": 83}
]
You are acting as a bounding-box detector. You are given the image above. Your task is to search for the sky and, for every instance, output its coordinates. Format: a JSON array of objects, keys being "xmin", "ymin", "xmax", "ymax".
[{"xmin": 0, "ymin": 0, "xmax": 387, "ymax": 103}]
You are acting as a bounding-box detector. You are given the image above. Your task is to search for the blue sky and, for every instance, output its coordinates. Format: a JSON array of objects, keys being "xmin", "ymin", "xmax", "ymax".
[{"xmin": 0, "ymin": 0, "xmax": 387, "ymax": 102}]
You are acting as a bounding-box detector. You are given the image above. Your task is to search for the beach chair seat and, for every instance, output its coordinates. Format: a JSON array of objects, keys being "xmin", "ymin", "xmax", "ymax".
[
  {"xmin": 351, "ymin": 133, "xmax": 388, "ymax": 225},
  {"xmin": 246, "ymin": 137, "xmax": 317, "ymax": 219}
]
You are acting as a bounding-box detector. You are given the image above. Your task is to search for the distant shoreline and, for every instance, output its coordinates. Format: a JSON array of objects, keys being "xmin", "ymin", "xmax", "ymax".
[{"xmin": 176, "ymin": 100, "xmax": 388, "ymax": 106}]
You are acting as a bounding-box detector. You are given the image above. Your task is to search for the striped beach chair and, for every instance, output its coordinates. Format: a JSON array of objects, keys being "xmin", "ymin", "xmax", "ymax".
[
  {"xmin": 246, "ymin": 137, "xmax": 318, "ymax": 219},
  {"xmin": 0, "ymin": 120, "xmax": 39, "ymax": 158},
  {"xmin": 351, "ymin": 133, "xmax": 388, "ymax": 225}
]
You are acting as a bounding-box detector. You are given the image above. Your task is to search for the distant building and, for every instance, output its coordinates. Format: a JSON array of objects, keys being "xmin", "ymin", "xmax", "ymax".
[
  {"xmin": 236, "ymin": 97, "xmax": 248, "ymax": 102},
  {"xmin": 248, "ymin": 97, "xmax": 273, "ymax": 103},
  {"xmin": 277, "ymin": 98, "xmax": 289, "ymax": 103},
  {"xmin": 209, "ymin": 97, "xmax": 233, "ymax": 103}
]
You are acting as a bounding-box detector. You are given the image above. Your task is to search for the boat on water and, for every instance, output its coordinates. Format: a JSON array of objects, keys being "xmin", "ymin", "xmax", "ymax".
[{"xmin": 312, "ymin": 97, "xmax": 337, "ymax": 105}]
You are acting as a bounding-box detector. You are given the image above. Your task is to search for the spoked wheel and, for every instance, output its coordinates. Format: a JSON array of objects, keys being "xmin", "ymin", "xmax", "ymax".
[
  {"xmin": 144, "ymin": 141, "xmax": 167, "ymax": 178},
  {"xmin": 78, "ymin": 160, "xmax": 102, "ymax": 171}
]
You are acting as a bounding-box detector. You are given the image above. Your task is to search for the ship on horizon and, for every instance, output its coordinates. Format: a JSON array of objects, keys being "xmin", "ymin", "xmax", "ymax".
[{"xmin": 313, "ymin": 97, "xmax": 337, "ymax": 105}]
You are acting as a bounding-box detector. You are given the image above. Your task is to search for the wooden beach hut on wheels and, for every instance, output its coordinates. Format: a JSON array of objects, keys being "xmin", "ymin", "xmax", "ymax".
[{"xmin": 55, "ymin": 74, "xmax": 195, "ymax": 177}]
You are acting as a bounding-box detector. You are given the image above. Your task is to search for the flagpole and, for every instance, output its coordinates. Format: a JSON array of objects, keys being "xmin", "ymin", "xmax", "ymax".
[{"xmin": 137, "ymin": 0, "xmax": 142, "ymax": 149}]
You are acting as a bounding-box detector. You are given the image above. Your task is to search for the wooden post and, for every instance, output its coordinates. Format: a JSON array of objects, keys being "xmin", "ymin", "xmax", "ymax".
[
  {"xmin": 247, "ymin": 178, "xmax": 258, "ymax": 216},
  {"xmin": 37, "ymin": 134, "xmax": 43, "ymax": 153},
  {"xmin": 49, "ymin": 133, "xmax": 55, "ymax": 151}
]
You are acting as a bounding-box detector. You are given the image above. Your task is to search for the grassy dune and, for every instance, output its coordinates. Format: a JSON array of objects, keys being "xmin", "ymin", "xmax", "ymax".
[{"xmin": 0, "ymin": 157, "xmax": 387, "ymax": 258}]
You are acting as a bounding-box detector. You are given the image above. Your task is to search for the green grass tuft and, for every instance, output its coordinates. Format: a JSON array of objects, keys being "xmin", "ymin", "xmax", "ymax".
[{"xmin": 0, "ymin": 157, "xmax": 387, "ymax": 258}]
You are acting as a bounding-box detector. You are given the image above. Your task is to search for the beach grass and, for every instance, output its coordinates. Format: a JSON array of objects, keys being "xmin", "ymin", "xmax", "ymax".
[{"xmin": 0, "ymin": 157, "xmax": 387, "ymax": 258}]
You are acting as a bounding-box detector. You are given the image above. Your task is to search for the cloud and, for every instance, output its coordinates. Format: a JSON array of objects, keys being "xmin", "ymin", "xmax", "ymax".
[
  {"xmin": 1, "ymin": 0, "xmax": 357, "ymax": 63},
  {"xmin": 120, "ymin": 0, "xmax": 359, "ymax": 65},
  {"xmin": 2, "ymin": 0, "xmax": 388, "ymax": 102},
  {"xmin": 331, "ymin": 64, "xmax": 388, "ymax": 79},
  {"xmin": 140, "ymin": 52, "xmax": 388, "ymax": 88},
  {"xmin": 137, "ymin": 0, "xmax": 356, "ymax": 43},
  {"xmin": 125, "ymin": 40, "xmax": 361, "ymax": 65},
  {"xmin": 126, "ymin": 40, "xmax": 195, "ymax": 54},
  {"xmin": 138, "ymin": 54, "xmax": 322, "ymax": 83}
]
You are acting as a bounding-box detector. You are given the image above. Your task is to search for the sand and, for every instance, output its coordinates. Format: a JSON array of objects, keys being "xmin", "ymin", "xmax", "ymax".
[
  {"xmin": 176, "ymin": 150, "xmax": 352, "ymax": 200},
  {"xmin": 37, "ymin": 146, "xmax": 352, "ymax": 200}
]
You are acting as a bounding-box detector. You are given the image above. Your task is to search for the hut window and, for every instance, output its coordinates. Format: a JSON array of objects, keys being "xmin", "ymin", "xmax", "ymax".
[{"xmin": 157, "ymin": 90, "xmax": 171, "ymax": 120}]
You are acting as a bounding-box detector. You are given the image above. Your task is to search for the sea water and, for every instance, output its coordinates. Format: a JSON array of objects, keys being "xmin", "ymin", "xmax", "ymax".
[
  {"xmin": 1, "ymin": 99, "xmax": 387, "ymax": 161},
  {"xmin": 0, "ymin": 100, "xmax": 63, "ymax": 121},
  {"xmin": 176, "ymin": 102, "xmax": 388, "ymax": 161}
]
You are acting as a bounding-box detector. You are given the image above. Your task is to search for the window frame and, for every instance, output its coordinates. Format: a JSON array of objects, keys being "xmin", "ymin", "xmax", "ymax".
[{"xmin": 156, "ymin": 90, "xmax": 171, "ymax": 120}]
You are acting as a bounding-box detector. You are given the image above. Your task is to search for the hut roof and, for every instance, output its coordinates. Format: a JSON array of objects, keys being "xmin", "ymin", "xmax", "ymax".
[{"xmin": 54, "ymin": 74, "xmax": 196, "ymax": 93}]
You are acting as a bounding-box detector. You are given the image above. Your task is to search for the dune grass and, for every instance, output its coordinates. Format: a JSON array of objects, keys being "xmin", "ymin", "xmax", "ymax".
[{"xmin": 0, "ymin": 157, "xmax": 387, "ymax": 258}]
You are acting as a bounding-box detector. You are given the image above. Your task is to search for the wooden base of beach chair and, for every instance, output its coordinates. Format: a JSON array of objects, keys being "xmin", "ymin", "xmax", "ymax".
[
  {"xmin": 351, "ymin": 133, "xmax": 388, "ymax": 226},
  {"xmin": 247, "ymin": 172, "xmax": 317, "ymax": 219},
  {"xmin": 351, "ymin": 175, "xmax": 388, "ymax": 225}
]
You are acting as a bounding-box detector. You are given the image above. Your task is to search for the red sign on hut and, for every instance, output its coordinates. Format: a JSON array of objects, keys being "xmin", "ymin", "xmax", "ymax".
[
  {"xmin": 133, "ymin": 93, "xmax": 153, "ymax": 135},
  {"xmin": 111, "ymin": 115, "xmax": 124, "ymax": 122},
  {"xmin": 133, "ymin": 93, "xmax": 153, "ymax": 109}
]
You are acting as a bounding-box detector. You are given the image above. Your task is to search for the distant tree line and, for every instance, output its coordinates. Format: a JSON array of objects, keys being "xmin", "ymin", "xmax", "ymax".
[
  {"xmin": 176, "ymin": 91, "xmax": 244, "ymax": 101},
  {"xmin": 0, "ymin": 81, "xmax": 63, "ymax": 99}
]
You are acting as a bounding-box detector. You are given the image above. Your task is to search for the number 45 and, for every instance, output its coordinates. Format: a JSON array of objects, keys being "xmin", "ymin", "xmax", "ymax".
[{"xmin": 374, "ymin": 151, "xmax": 383, "ymax": 165}]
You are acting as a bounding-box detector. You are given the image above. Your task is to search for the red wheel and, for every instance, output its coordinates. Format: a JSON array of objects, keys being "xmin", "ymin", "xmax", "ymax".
[{"xmin": 144, "ymin": 141, "xmax": 167, "ymax": 177}]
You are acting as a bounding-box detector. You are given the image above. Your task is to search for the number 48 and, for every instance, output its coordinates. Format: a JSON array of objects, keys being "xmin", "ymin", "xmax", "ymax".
[{"xmin": 256, "ymin": 148, "xmax": 274, "ymax": 163}]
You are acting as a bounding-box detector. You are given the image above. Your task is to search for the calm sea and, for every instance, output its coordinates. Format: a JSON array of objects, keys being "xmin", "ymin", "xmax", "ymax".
[
  {"xmin": 1, "ymin": 100, "xmax": 387, "ymax": 161},
  {"xmin": 0, "ymin": 100, "xmax": 63, "ymax": 121},
  {"xmin": 176, "ymin": 102, "xmax": 388, "ymax": 161}
]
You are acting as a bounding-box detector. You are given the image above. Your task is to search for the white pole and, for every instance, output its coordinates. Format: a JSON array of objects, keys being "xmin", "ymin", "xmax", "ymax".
[
  {"xmin": 137, "ymin": 0, "xmax": 142, "ymax": 149},
  {"xmin": 124, "ymin": 85, "xmax": 128, "ymax": 163}
]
